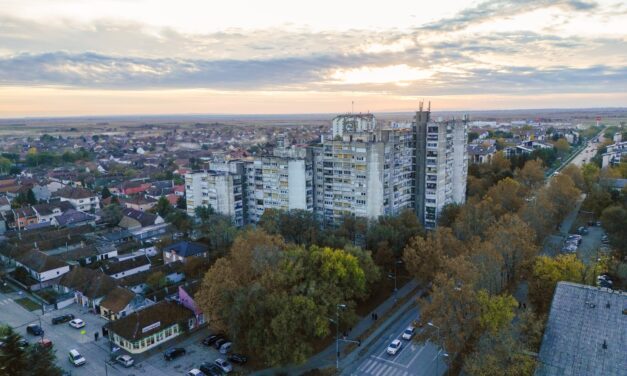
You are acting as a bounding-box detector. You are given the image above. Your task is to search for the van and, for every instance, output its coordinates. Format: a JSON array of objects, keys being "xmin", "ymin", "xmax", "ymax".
[{"xmin": 68, "ymin": 349, "xmax": 86, "ymax": 366}]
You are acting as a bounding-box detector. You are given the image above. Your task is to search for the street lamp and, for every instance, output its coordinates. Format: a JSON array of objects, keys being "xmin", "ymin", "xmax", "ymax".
[
  {"xmin": 428, "ymin": 322, "xmax": 449, "ymax": 376},
  {"xmin": 387, "ymin": 260, "xmax": 404, "ymax": 301},
  {"xmin": 335, "ymin": 303, "xmax": 346, "ymax": 370}
]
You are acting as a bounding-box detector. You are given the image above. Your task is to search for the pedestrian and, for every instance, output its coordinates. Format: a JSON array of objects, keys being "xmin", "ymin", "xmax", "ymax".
[
  {"xmin": 349, "ymin": 327, "xmax": 352, "ymax": 333},
  {"xmin": 523, "ymin": 303, "xmax": 527, "ymax": 309},
  {"xmin": 518, "ymin": 301, "xmax": 522, "ymax": 309},
  {"xmin": 374, "ymin": 313, "xmax": 378, "ymax": 321},
  {"xmin": 94, "ymin": 332, "xmax": 99, "ymax": 341}
]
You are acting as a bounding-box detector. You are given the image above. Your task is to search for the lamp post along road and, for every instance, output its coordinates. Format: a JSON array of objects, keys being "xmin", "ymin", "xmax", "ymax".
[{"xmin": 428, "ymin": 322, "xmax": 449, "ymax": 376}]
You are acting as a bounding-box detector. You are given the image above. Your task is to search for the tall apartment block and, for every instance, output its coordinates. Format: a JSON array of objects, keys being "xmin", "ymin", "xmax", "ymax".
[
  {"xmin": 185, "ymin": 160, "xmax": 245, "ymax": 226},
  {"xmin": 312, "ymin": 126, "xmax": 414, "ymax": 225},
  {"xmin": 244, "ymin": 143, "xmax": 314, "ymax": 223},
  {"xmin": 332, "ymin": 113, "xmax": 377, "ymax": 138},
  {"xmin": 414, "ymin": 104, "xmax": 468, "ymax": 229},
  {"xmin": 185, "ymin": 105, "xmax": 467, "ymax": 229}
]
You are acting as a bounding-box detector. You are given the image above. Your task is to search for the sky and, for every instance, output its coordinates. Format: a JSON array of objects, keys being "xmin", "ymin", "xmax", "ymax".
[{"xmin": 0, "ymin": 0, "xmax": 626, "ymax": 117}]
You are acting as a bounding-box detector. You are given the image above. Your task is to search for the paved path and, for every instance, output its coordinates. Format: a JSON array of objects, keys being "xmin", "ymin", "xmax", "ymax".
[{"xmin": 252, "ymin": 280, "xmax": 419, "ymax": 375}]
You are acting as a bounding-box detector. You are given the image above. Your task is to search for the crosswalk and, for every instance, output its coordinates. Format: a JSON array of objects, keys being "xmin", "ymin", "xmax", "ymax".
[
  {"xmin": 0, "ymin": 298, "xmax": 14, "ymax": 305},
  {"xmin": 356, "ymin": 358, "xmax": 414, "ymax": 376}
]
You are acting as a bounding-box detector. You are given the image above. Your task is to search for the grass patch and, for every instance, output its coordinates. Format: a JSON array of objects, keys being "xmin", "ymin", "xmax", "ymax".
[{"xmin": 15, "ymin": 297, "xmax": 41, "ymax": 312}]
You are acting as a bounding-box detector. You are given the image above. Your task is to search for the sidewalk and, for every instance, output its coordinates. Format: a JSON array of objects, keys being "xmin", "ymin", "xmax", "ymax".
[{"xmin": 252, "ymin": 279, "xmax": 419, "ymax": 375}]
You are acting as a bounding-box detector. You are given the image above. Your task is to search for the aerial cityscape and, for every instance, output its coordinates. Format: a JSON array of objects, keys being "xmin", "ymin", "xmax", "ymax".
[{"xmin": 0, "ymin": 1, "xmax": 626, "ymax": 376}]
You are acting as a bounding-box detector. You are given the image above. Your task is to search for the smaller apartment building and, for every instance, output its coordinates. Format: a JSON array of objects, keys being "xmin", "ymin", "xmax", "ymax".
[{"xmin": 245, "ymin": 153, "xmax": 313, "ymax": 223}]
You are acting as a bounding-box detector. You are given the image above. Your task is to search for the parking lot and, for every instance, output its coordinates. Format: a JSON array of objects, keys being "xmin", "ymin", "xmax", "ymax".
[{"xmin": 0, "ymin": 287, "xmax": 246, "ymax": 376}]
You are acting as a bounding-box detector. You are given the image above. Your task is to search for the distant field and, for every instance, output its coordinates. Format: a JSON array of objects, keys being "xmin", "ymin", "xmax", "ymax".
[{"xmin": 0, "ymin": 108, "xmax": 625, "ymax": 136}]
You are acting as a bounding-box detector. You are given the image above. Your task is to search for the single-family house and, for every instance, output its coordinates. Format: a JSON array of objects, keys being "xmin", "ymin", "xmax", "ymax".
[
  {"xmin": 14, "ymin": 250, "xmax": 70, "ymax": 289},
  {"xmin": 52, "ymin": 186, "xmax": 99, "ymax": 212},
  {"xmin": 102, "ymin": 255, "xmax": 151, "ymax": 279},
  {"xmin": 58, "ymin": 267, "xmax": 118, "ymax": 311},
  {"xmin": 163, "ymin": 241, "xmax": 209, "ymax": 264}
]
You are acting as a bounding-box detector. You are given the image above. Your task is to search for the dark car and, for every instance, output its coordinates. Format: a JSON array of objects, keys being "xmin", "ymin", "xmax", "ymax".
[
  {"xmin": 199, "ymin": 362, "xmax": 223, "ymax": 376},
  {"xmin": 228, "ymin": 353, "xmax": 248, "ymax": 364},
  {"xmin": 26, "ymin": 324, "xmax": 44, "ymax": 336},
  {"xmin": 52, "ymin": 314, "xmax": 75, "ymax": 325},
  {"xmin": 214, "ymin": 338, "xmax": 228, "ymax": 350},
  {"xmin": 163, "ymin": 347, "xmax": 186, "ymax": 361},
  {"xmin": 202, "ymin": 334, "xmax": 224, "ymax": 346}
]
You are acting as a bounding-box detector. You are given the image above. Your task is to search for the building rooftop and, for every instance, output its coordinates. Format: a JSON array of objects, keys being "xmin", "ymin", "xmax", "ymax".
[
  {"xmin": 536, "ymin": 282, "xmax": 627, "ymax": 376},
  {"xmin": 165, "ymin": 241, "xmax": 208, "ymax": 257},
  {"xmin": 106, "ymin": 301, "xmax": 193, "ymax": 341}
]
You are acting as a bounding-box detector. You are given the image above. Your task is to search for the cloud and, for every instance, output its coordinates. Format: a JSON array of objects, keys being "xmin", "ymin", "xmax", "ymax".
[{"xmin": 421, "ymin": 0, "xmax": 598, "ymax": 31}]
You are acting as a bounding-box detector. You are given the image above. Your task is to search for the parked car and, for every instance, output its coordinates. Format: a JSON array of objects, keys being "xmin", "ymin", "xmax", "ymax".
[
  {"xmin": 228, "ymin": 353, "xmax": 248, "ymax": 365},
  {"xmin": 199, "ymin": 362, "xmax": 223, "ymax": 376},
  {"xmin": 387, "ymin": 339, "xmax": 402, "ymax": 355},
  {"xmin": 163, "ymin": 347, "xmax": 186, "ymax": 361},
  {"xmin": 0, "ymin": 337, "xmax": 28, "ymax": 349},
  {"xmin": 37, "ymin": 338, "xmax": 52, "ymax": 348},
  {"xmin": 26, "ymin": 324, "xmax": 44, "ymax": 336},
  {"xmin": 202, "ymin": 334, "xmax": 224, "ymax": 346},
  {"xmin": 219, "ymin": 341, "xmax": 232, "ymax": 354},
  {"xmin": 52, "ymin": 314, "xmax": 75, "ymax": 325},
  {"xmin": 116, "ymin": 354, "xmax": 134, "ymax": 367},
  {"xmin": 215, "ymin": 358, "xmax": 233, "ymax": 373},
  {"xmin": 214, "ymin": 338, "xmax": 228, "ymax": 350},
  {"xmin": 187, "ymin": 369, "xmax": 205, "ymax": 376},
  {"xmin": 69, "ymin": 319, "xmax": 85, "ymax": 329},
  {"xmin": 577, "ymin": 226, "xmax": 588, "ymax": 235},
  {"xmin": 68, "ymin": 349, "xmax": 86, "ymax": 366},
  {"xmin": 401, "ymin": 326, "xmax": 415, "ymax": 340}
]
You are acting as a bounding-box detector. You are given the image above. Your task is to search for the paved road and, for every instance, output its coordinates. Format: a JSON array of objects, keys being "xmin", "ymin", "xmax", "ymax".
[{"xmin": 342, "ymin": 306, "xmax": 446, "ymax": 376}]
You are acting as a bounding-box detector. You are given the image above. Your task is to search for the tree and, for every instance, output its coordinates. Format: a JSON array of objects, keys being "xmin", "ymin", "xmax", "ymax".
[
  {"xmin": 182, "ymin": 256, "xmax": 212, "ymax": 279},
  {"xmin": 485, "ymin": 214, "xmax": 537, "ymax": 285},
  {"xmin": 438, "ymin": 203, "xmax": 462, "ymax": 227},
  {"xmin": 101, "ymin": 186, "xmax": 112, "ymax": 200},
  {"xmin": 477, "ymin": 290, "xmax": 517, "ymax": 334},
  {"xmin": 528, "ymin": 254, "xmax": 585, "ymax": 314},
  {"xmin": 154, "ymin": 196, "xmax": 173, "ymax": 217},
  {"xmin": 416, "ymin": 255, "xmax": 480, "ymax": 356},
  {"xmin": 0, "ymin": 156, "xmax": 12, "ymax": 174},
  {"xmin": 146, "ymin": 271, "xmax": 167, "ymax": 290},
  {"xmin": 453, "ymin": 198, "xmax": 496, "ymax": 241},
  {"xmin": 195, "ymin": 229, "xmax": 378, "ymax": 366},
  {"xmin": 403, "ymin": 227, "xmax": 465, "ymax": 285},
  {"xmin": 0, "ymin": 326, "xmax": 28, "ymax": 375},
  {"xmin": 366, "ymin": 209, "xmax": 424, "ymax": 261},
  {"xmin": 194, "ymin": 205, "xmax": 215, "ymax": 222},
  {"xmin": 554, "ymin": 138, "xmax": 570, "ymax": 157},
  {"xmin": 545, "ymin": 174, "xmax": 581, "ymax": 221},
  {"xmin": 516, "ymin": 159, "xmax": 545, "ymax": 190},
  {"xmin": 519, "ymin": 189, "xmax": 558, "ymax": 242},
  {"xmin": 101, "ymin": 203, "xmax": 123, "ymax": 227},
  {"xmin": 561, "ymin": 164, "xmax": 585, "ymax": 191},
  {"xmin": 463, "ymin": 331, "xmax": 536, "ymax": 376},
  {"xmin": 600, "ymin": 205, "xmax": 627, "ymax": 257},
  {"xmin": 176, "ymin": 196, "xmax": 186, "ymax": 210},
  {"xmin": 582, "ymin": 163, "xmax": 601, "ymax": 190},
  {"xmin": 485, "ymin": 178, "xmax": 525, "ymax": 217}
]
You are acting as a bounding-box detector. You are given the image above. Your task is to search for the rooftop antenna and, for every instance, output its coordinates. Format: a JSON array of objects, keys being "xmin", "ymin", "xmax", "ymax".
[
  {"xmin": 428, "ymin": 101, "xmax": 431, "ymax": 112},
  {"xmin": 419, "ymin": 100, "xmax": 424, "ymax": 112},
  {"xmin": 352, "ymin": 101, "xmax": 354, "ymax": 114}
]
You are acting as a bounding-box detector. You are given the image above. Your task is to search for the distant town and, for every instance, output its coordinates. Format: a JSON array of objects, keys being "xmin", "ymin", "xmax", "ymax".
[{"xmin": 0, "ymin": 106, "xmax": 625, "ymax": 376}]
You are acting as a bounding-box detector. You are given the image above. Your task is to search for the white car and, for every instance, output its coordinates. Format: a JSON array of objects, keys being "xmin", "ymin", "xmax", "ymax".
[
  {"xmin": 215, "ymin": 358, "xmax": 233, "ymax": 373},
  {"xmin": 187, "ymin": 369, "xmax": 205, "ymax": 376},
  {"xmin": 387, "ymin": 339, "xmax": 402, "ymax": 355},
  {"xmin": 68, "ymin": 349, "xmax": 86, "ymax": 366},
  {"xmin": 69, "ymin": 318, "xmax": 85, "ymax": 329},
  {"xmin": 116, "ymin": 354, "xmax": 134, "ymax": 367},
  {"xmin": 401, "ymin": 326, "xmax": 415, "ymax": 340}
]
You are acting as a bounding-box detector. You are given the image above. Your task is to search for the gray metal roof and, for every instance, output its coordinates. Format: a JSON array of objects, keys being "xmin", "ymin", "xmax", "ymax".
[{"xmin": 536, "ymin": 282, "xmax": 627, "ymax": 376}]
